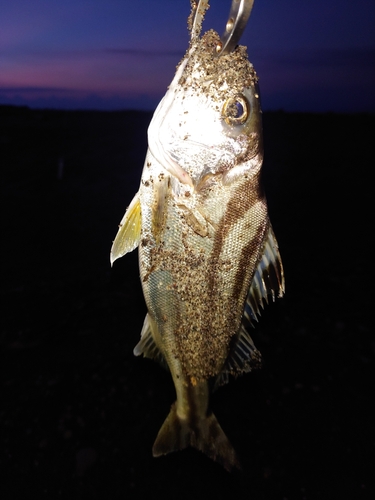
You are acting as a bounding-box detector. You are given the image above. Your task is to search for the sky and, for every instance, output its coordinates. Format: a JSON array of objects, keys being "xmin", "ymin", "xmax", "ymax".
[{"xmin": 1, "ymin": 0, "xmax": 374, "ymax": 113}]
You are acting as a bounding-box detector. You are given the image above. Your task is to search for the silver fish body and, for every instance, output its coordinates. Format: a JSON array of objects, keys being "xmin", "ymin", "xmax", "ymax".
[{"xmin": 111, "ymin": 15, "xmax": 284, "ymax": 471}]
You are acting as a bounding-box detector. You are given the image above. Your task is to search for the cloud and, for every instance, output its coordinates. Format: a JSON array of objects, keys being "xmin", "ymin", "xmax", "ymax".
[
  {"xmin": 0, "ymin": 47, "xmax": 179, "ymax": 94},
  {"xmin": 105, "ymin": 48, "xmax": 184, "ymax": 58},
  {"xmin": 0, "ymin": 85, "xmax": 160, "ymax": 110},
  {"xmin": 1, "ymin": 46, "xmax": 374, "ymax": 112}
]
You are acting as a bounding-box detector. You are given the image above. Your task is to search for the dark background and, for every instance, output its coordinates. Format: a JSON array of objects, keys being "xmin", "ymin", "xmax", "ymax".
[{"xmin": 1, "ymin": 105, "xmax": 374, "ymax": 499}]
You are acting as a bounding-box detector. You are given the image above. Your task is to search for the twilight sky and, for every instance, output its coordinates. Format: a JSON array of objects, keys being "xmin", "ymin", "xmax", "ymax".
[{"xmin": 1, "ymin": 0, "xmax": 374, "ymax": 112}]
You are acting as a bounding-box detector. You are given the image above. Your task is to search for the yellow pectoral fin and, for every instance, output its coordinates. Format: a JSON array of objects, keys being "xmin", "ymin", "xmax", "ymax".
[{"xmin": 110, "ymin": 191, "xmax": 141, "ymax": 265}]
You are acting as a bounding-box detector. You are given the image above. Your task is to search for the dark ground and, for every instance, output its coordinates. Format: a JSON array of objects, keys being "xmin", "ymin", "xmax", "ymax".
[{"xmin": 1, "ymin": 105, "xmax": 374, "ymax": 499}]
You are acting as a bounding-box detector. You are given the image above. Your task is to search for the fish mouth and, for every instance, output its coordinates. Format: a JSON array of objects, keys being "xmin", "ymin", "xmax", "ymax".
[
  {"xmin": 150, "ymin": 133, "xmax": 260, "ymax": 191},
  {"xmin": 149, "ymin": 126, "xmax": 237, "ymax": 188},
  {"xmin": 167, "ymin": 138, "xmax": 237, "ymax": 185},
  {"xmin": 166, "ymin": 133, "xmax": 261, "ymax": 189},
  {"xmin": 148, "ymin": 134, "xmax": 195, "ymax": 188},
  {"xmin": 147, "ymin": 58, "xmax": 195, "ymax": 187}
]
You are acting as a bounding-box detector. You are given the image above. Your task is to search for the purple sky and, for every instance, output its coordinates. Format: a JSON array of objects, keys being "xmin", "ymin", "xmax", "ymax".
[{"xmin": 1, "ymin": 0, "xmax": 374, "ymax": 112}]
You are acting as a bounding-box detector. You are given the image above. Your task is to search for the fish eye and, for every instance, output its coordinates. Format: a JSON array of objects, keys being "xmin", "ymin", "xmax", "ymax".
[{"xmin": 222, "ymin": 95, "xmax": 250, "ymax": 125}]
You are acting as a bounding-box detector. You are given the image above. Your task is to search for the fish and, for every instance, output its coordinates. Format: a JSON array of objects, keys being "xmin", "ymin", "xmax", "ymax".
[{"xmin": 110, "ymin": 0, "xmax": 284, "ymax": 471}]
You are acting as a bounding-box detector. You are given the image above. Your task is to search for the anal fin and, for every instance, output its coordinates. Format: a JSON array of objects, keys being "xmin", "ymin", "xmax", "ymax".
[{"xmin": 133, "ymin": 314, "xmax": 168, "ymax": 371}]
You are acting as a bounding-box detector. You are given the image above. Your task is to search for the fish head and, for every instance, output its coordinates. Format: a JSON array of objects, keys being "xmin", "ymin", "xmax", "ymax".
[{"xmin": 148, "ymin": 30, "xmax": 263, "ymax": 190}]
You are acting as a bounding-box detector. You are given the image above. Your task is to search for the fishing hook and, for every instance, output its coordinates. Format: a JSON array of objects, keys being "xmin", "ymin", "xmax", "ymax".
[{"xmin": 189, "ymin": 0, "xmax": 254, "ymax": 55}]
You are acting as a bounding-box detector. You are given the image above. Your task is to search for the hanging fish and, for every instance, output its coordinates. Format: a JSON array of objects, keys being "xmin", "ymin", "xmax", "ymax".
[{"xmin": 111, "ymin": 0, "xmax": 284, "ymax": 471}]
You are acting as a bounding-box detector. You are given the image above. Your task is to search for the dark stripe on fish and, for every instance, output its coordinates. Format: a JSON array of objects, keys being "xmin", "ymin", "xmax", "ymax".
[{"xmin": 208, "ymin": 173, "xmax": 265, "ymax": 292}]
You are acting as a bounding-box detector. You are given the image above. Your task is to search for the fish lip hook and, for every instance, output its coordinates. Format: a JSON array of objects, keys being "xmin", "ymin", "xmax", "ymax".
[{"xmin": 216, "ymin": 0, "xmax": 254, "ymax": 56}]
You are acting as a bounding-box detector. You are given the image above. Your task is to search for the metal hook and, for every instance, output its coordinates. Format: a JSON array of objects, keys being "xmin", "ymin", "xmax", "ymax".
[
  {"xmin": 189, "ymin": 0, "xmax": 254, "ymax": 56},
  {"xmin": 189, "ymin": 0, "xmax": 210, "ymax": 42},
  {"xmin": 217, "ymin": 0, "xmax": 254, "ymax": 56}
]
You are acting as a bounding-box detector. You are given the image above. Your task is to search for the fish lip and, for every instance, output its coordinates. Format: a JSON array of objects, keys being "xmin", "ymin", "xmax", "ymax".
[
  {"xmin": 175, "ymin": 138, "xmax": 232, "ymax": 157},
  {"xmin": 168, "ymin": 138, "xmax": 237, "ymax": 180},
  {"xmin": 170, "ymin": 135, "xmax": 259, "ymax": 168},
  {"xmin": 163, "ymin": 134, "xmax": 262, "ymax": 190}
]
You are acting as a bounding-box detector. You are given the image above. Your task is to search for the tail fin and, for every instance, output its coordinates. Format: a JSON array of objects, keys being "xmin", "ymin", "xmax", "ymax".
[{"xmin": 152, "ymin": 403, "xmax": 241, "ymax": 471}]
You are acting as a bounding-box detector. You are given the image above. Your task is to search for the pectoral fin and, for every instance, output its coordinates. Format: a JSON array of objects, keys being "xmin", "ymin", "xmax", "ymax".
[{"xmin": 110, "ymin": 192, "xmax": 141, "ymax": 265}]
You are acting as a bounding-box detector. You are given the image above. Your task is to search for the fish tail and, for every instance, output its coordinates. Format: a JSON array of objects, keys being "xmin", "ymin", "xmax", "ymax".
[{"xmin": 152, "ymin": 402, "xmax": 241, "ymax": 471}]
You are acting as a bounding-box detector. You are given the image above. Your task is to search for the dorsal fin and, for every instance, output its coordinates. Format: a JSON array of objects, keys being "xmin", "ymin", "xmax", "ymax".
[
  {"xmin": 215, "ymin": 325, "xmax": 262, "ymax": 388},
  {"xmin": 133, "ymin": 314, "xmax": 169, "ymax": 371},
  {"xmin": 244, "ymin": 224, "xmax": 285, "ymax": 325},
  {"xmin": 215, "ymin": 225, "xmax": 284, "ymax": 388}
]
